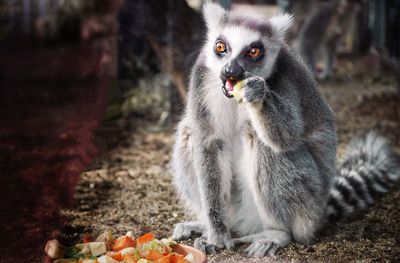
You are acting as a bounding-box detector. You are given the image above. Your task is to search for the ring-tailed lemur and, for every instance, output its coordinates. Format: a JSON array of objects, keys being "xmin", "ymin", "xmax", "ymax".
[{"xmin": 171, "ymin": 3, "xmax": 400, "ymax": 258}]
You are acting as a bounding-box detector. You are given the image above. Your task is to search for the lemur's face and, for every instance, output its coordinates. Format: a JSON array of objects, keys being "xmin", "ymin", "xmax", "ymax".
[{"xmin": 202, "ymin": 3, "xmax": 292, "ymax": 96}]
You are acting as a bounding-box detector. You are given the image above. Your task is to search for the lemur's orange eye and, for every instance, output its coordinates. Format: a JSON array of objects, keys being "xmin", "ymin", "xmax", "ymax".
[
  {"xmin": 215, "ymin": 41, "xmax": 226, "ymax": 54},
  {"xmin": 247, "ymin": 47, "xmax": 262, "ymax": 58}
]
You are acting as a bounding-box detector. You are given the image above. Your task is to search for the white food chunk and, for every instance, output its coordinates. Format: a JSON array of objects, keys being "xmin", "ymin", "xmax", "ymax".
[
  {"xmin": 126, "ymin": 231, "xmax": 134, "ymax": 238},
  {"xmin": 120, "ymin": 247, "xmax": 136, "ymax": 256},
  {"xmin": 89, "ymin": 241, "xmax": 107, "ymax": 256},
  {"xmin": 184, "ymin": 253, "xmax": 195, "ymax": 263},
  {"xmin": 44, "ymin": 239, "xmax": 65, "ymax": 259},
  {"xmin": 97, "ymin": 255, "xmax": 120, "ymax": 263}
]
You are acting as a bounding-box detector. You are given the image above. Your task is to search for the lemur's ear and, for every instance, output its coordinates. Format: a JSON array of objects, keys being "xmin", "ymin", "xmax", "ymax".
[
  {"xmin": 269, "ymin": 14, "xmax": 293, "ymax": 40},
  {"xmin": 203, "ymin": 2, "xmax": 226, "ymax": 28}
]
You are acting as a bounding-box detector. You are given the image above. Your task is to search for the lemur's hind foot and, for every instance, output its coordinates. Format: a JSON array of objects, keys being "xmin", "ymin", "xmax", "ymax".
[
  {"xmin": 194, "ymin": 231, "xmax": 234, "ymax": 255},
  {"xmin": 234, "ymin": 230, "xmax": 291, "ymax": 257},
  {"xmin": 194, "ymin": 238, "xmax": 220, "ymax": 254}
]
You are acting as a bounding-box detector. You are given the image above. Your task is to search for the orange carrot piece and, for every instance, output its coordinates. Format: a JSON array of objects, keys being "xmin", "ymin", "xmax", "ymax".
[
  {"xmin": 136, "ymin": 232, "xmax": 155, "ymax": 245},
  {"xmin": 153, "ymin": 254, "xmax": 171, "ymax": 263},
  {"xmin": 145, "ymin": 250, "xmax": 163, "ymax": 260},
  {"xmin": 106, "ymin": 251, "xmax": 124, "ymax": 261},
  {"xmin": 112, "ymin": 236, "xmax": 136, "ymax": 251},
  {"xmin": 170, "ymin": 253, "xmax": 185, "ymax": 263},
  {"xmin": 176, "ymin": 259, "xmax": 190, "ymax": 263}
]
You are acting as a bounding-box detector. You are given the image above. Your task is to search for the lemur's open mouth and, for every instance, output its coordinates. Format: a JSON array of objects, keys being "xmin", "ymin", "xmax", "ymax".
[{"xmin": 222, "ymin": 77, "xmax": 237, "ymax": 98}]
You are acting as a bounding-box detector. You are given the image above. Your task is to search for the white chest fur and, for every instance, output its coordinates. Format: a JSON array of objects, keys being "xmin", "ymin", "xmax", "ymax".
[
  {"xmin": 201, "ymin": 72, "xmax": 240, "ymax": 141},
  {"xmin": 199, "ymin": 73, "xmax": 268, "ymax": 234}
]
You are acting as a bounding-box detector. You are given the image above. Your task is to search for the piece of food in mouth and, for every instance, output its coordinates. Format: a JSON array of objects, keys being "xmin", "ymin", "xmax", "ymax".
[
  {"xmin": 225, "ymin": 78, "xmax": 245, "ymax": 103},
  {"xmin": 46, "ymin": 231, "xmax": 195, "ymax": 263}
]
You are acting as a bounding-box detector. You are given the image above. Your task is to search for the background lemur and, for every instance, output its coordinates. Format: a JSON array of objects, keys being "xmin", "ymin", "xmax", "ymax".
[{"xmin": 171, "ymin": 3, "xmax": 400, "ymax": 258}]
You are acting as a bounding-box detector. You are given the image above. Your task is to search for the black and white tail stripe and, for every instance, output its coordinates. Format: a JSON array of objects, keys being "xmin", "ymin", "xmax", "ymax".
[{"xmin": 327, "ymin": 132, "xmax": 400, "ymax": 219}]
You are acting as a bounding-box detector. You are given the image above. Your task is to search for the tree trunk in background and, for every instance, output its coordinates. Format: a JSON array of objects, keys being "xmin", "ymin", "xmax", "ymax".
[
  {"xmin": 118, "ymin": 0, "xmax": 204, "ymax": 106},
  {"xmin": 385, "ymin": 0, "xmax": 400, "ymax": 58},
  {"xmin": 297, "ymin": 0, "xmax": 339, "ymax": 76}
]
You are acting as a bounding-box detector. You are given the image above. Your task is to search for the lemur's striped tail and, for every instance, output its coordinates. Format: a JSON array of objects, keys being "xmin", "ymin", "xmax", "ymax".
[{"xmin": 327, "ymin": 132, "xmax": 400, "ymax": 219}]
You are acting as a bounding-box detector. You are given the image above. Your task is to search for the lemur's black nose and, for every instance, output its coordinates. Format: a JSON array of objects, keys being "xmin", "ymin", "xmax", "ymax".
[{"xmin": 222, "ymin": 59, "xmax": 244, "ymax": 80}]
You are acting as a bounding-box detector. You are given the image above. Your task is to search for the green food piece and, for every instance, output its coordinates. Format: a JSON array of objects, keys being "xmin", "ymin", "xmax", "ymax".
[
  {"xmin": 65, "ymin": 246, "xmax": 97, "ymax": 260},
  {"xmin": 135, "ymin": 249, "xmax": 140, "ymax": 259},
  {"xmin": 160, "ymin": 238, "xmax": 177, "ymax": 250},
  {"xmin": 137, "ymin": 238, "xmax": 166, "ymax": 258},
  {"xmin": 65, "ymin": 247, "xmax": 80, "ymax": 258}
]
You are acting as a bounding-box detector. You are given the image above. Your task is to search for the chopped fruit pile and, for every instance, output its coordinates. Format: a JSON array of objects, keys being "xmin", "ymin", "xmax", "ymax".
[
  {"xmin": 226, "ymin": 79, "xmax": 245, "ymax": 103},
  {"xmin": 45, "ymin": 231, "xmax": 194, "ymax": 263}
]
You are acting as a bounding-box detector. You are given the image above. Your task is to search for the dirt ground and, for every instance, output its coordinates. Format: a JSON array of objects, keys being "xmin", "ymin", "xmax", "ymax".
[{"xmin": 60, "ymin": 59, "xmax": 400, "ymax": 262}]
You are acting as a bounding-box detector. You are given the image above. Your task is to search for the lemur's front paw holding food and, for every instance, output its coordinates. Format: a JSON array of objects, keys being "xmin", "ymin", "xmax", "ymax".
[{"xmin": 242, "ymin": 76, "xmax": 267, "ymax": 103}]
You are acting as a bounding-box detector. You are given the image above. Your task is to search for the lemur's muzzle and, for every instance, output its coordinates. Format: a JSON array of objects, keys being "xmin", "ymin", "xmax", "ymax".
[
  {"xmin": 220, "ymin": 60, "xmax": 245, "ymax": 98},
  {"xmin": 222, "ymin": 77, "xmax": 237, "ymax": 98}
]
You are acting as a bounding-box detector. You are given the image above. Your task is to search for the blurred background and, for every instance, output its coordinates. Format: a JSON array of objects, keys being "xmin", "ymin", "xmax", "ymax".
[{"xmin": 0, "ymin": 0, "xmax": 399, "ymax": 262}]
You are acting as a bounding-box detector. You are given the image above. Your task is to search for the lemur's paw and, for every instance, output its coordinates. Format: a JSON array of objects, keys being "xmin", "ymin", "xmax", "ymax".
[
  {"xmin": 234, "ymin": 230, "xmax": 291, "ymax": 257},
  {"xmin": 208, "ymin": 231, "xmax": 234, "ymax": 250},
  {"xmin": 194, "ymin": 238, "xmax": 219, "ymax": 254},
  {"xmin": 194, "ymin": 232, "xmax": 234, "ymax": 254},
  {"xmin": 172, "ymin": 222, "xmax": 205, "ymax": 241},
  {"xmin": 242, "ymin": 76, "xmax": 267, "ymax": 103},
  {"xmin": 244, "ymin": 239, "xmax": 281, "ymax": 257}
]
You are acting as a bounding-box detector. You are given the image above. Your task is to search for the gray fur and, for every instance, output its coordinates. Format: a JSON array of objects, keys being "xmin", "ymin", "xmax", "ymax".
[
  {"xmin": 173, "ymin": 221, "xmax": 205, "ymax": 241},
  {"xmin": 171, "ymin": 3, "xmax": 399, "ymax": 258}
]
